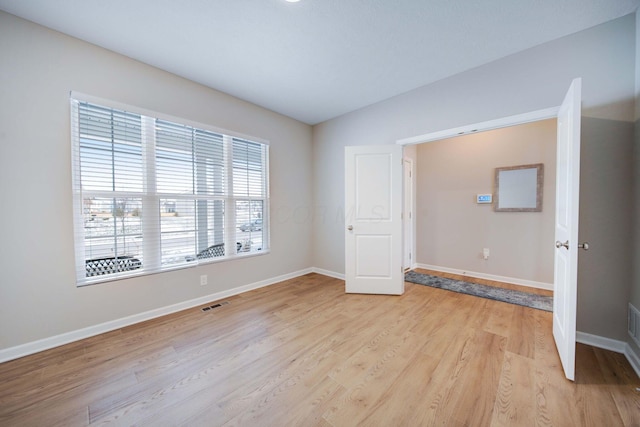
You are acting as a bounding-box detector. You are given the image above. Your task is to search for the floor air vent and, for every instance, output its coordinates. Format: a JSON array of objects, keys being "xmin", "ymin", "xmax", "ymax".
[
  {"xmin": 629, "ymin": 303, "xmax": 640, "ymax": 347},
  {"xmin": 202, "ymin": 301, "xmax": 230, "ymax": 312}
]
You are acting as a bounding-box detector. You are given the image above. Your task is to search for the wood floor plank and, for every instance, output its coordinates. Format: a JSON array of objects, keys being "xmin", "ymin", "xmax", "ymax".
[
  {"xmin": 356, "ymin": 352, "xmax": 441, "ymax": 426},
  {"xmin": 0, "ymin": 272, "xmax": 637, "ymax": 426},
  {"xmin": 491, "ymin": 351, "xmax": 536, "ymax": 426},
  {"xmin": 328, "ymin": 315, "xmax": 417, "ymax": 389},
  {"xmin": 0, "ymin": 369, "xmax": 134, "ymax": 426},
  {"xmin": 217, "ymin": 334, "xmax": 342, "ymax": 418},
  {"xmin": 484, "ymin": 300, "xmax": 516, "ymax": 338},
  {"xmin": 507, "ymin": 304, "xmax": 536, "ymax": 359},
  {"xmin": 534, "ymin": 309, "xmax": 583, "ymax": 426},
  {"xmin": 219, "ymin": 349, "xmax": 344, "ymax": 425},
  {"xmin": 0, "ymin": 338, "xmax": 87, "ymax": 383},
  {"xmin": 451, "ymin": 330, "xmax": 506, "ymax": 426},
  {"xmin": 409, "ymin": 326, "xmax": 481, "ymax": 425},
  {"xmin": 592, "ymin": 347, "xmax": 640, "ymax": 426},
  {"xmin": 415, "ymin": 292, "xmax": 483, "ymax": 360},
  {"xmin": 322, "ymin": 330, "xmax": 425, "ymax": 426},
  {"xmin": 271, "ymin": 376, "xmax": 345, "ymax": 427},
  {"xmin": 1, "ymin": 402, "xmax": 89, "ymax": 427},
  {"xmin": 574, "ymin": 343, "xmax": 626, "ymax": 427}
]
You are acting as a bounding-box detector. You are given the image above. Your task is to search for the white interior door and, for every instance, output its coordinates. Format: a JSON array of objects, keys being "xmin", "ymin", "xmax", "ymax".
[
  {"xmin": 345, "ymin": 145, "xmax": 404, "ymax": 295},
  {"xmin": 553, "ymin": 78, "xmax": 582, "ymax": 381},
  {"xmin": 403, "ymin": 159, "xmax": 413, "ymax": 270}
]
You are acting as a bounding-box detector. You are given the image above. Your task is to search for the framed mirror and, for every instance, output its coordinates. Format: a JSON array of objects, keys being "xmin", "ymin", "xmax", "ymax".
[{"xmin": 494, "ymin": 163, "xmax": 543, "ymax": 212}]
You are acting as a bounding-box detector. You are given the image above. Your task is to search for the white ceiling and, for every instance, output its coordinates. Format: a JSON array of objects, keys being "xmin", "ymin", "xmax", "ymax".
[{"xmin": 1, "ymin": 0, "xmax": 638, "ymax": 124}]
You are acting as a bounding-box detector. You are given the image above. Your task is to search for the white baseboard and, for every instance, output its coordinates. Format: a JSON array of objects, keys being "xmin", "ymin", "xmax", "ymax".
[
  {"xmin": 576, "ymin": 331, "xmax": 627, "ymax": 353},
  {"xmin": 0, "ymin": 267, "xmax": 313, "ymax": 363},
  {"xmin": 414, "ymin": 263, "xmax": 553, "ymax": 291},
  {"xmin": 311, "ymin": 267, "xmax": 345, "ymax": 280},
  {"xmin": 624, "ymin": 343, "xmax": 640, "ymax": 379},
  {"xmin": 576, "ymin": 331, "xmax": 640, "ymax": 378}
]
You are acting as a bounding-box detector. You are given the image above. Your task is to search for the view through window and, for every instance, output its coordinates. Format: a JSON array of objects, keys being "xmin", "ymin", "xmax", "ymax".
[{"xmin": 71, "ymin": 97, "xmax": 269, "ymax": 285}]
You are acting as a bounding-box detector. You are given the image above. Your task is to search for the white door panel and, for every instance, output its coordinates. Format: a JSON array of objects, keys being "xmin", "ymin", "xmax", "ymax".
[
  {"xmin": 356, "ymin": 235, "xmax": 392, "ymax": 277},
  {"xmin": 553, "ymin": 78, "xmax": 582, "ymax": 381},
  {"xmin": 345, "ymin": 145, "xmax": 403, "ymax": 295},
  {"xmin": 354, "ymin": 154, "xmax": 392, "ymax": 220}
]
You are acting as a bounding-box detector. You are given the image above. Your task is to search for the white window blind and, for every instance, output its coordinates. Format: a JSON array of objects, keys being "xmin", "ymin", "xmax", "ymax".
[{"xmin": 71, "ymin": 96, "xmax": 269, "ymax": 286}]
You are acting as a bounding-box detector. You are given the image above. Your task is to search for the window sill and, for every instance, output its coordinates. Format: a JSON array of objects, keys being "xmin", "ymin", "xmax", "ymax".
[{"xmin": 77, "ymin": 249, "xmax": 271, "ymax": 287}]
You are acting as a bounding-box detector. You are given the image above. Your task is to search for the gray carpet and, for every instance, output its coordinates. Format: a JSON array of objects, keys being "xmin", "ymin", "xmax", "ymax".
[{"xmin": 404, "ymin": 271, "xmax": 553, "ymax": 312}]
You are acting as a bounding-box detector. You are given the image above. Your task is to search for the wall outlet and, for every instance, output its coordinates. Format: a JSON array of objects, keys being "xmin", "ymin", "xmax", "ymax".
[
  {"xmin": 482, "ymin": 248, "xmax": 490, "ymax": 260},
  {"xmin": 200, "ymin": 275, "xmax": 208, "ymax": 286}
]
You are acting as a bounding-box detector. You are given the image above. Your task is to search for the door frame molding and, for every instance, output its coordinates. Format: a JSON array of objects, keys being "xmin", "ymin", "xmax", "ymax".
[
  {"xmin": 395, "ymin": 105, "xmax": 562, "ymax": 278},
  {"xmin": 394, "ymin": 106, "xmax": 562, "ymax": 273},
  {"xmin": 403, "ymin": 157, "xmax": 415, "ymax": 270},
  {"xmin": 396, "ymin": 106, "xmax": 560, "ymax": 147}
]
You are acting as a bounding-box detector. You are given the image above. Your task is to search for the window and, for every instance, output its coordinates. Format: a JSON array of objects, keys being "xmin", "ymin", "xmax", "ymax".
[{"xmin": 71, "ymin": 95, "xmax": 269, "ymax": 285}]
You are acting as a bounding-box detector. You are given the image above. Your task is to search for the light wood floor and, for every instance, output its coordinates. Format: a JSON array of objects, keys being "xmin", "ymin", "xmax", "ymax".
[{"xmin": 1, "ymin": 273, "xmax": 638, "ymax": 426}]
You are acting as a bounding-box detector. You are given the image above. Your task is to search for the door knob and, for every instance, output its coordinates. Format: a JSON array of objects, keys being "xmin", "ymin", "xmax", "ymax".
[
  {"xmin": 555, "ymin": 240, "xmax": 569, "ymax": 250},
  {"xmin": 347, "ymin": 225, "xmax": 353, "ymax": 231},
  {"xmin": 578, "ymin": 242, "xmax": 589, "ymax": 250}
]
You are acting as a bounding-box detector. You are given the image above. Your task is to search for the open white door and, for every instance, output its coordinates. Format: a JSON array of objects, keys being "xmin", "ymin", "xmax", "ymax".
[
  {"xmin": 553, "ymin": 78, "xmax": 582, "ymax": 381},
  {"xmin": 345, "ymin": 145, "xmax": 404, "ymax": 295}
]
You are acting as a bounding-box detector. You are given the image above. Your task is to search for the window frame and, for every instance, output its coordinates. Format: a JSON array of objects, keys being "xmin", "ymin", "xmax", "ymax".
[{"xmin": 70, "ymin": 92, "xmax": 270, "ymax": 286}]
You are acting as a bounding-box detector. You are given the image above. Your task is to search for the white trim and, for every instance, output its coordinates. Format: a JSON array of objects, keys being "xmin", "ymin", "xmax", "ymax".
[
  {"xmin": 0, "ymin": 267, "xmax": 313, "ymax": 363},
  {"xmin": 628, "ymin": 302, "xmax": 640, "ymax": 347},
  {"xmin": 414, "ymin": 263, "xmax": 553, "ymax": 291},
  {"xmin": 396, "ymin": 106, "xmax": 559, "ymax": 146},
  {"xmin": 576, "ymin": 331, "xmax": 627, "ymax": 353},
  {"xmin": 403, "ymin": 157, "xmax": 415, "ymax": 271},
  {"xmin": 624, "ymin": 344, "xmax": 640, "ymax": 379},
  {"xmin": 311, "ymin": 267, "xmax": 345, "ymax": 280},
  {"xmin": 70, "ymin": 91, "xmax": 269, "ymax": 145}
]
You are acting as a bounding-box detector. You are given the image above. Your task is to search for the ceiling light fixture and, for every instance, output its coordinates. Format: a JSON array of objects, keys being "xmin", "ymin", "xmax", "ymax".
[{"xmin": 285, "ymin": 0, "xmax": 300, "ymax": 2}]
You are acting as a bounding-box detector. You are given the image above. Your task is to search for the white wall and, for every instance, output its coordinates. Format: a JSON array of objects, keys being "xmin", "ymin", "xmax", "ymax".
[
  {"xmin": 415, "ymin": 120, "xmax": 556, "ymax": 285},
  {"xmin": 313, "ymin": 14, "xmax": 635, "ymax": 341},
  {"xmin": 0, "ymin": 11, "xmax": 313, "ymax": 352}
]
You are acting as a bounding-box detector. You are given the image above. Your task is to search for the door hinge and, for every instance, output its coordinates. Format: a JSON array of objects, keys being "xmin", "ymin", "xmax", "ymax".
[{"xmin": 401, "ymin": 212, "xmax": 403, "ymax": 220}]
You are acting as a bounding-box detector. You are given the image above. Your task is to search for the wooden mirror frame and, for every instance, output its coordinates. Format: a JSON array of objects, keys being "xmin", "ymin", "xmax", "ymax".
[{"xmin": 494, "ymin": 163, "xmax": 544, "ymax": 212}]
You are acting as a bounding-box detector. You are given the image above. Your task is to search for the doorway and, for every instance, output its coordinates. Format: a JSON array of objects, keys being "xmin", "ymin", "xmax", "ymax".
[
  {"xmin": 397, "ymin": 78, "xmax": 583, "ymax": 381},
  {"xmin": 405, "ymin": 119, "xmax": 557, "ymax": 290}
]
